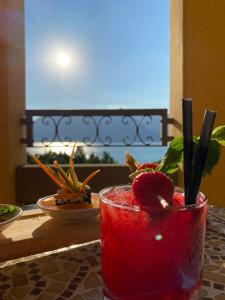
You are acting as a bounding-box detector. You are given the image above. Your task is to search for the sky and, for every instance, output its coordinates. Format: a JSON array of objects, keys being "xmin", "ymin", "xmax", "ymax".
[{"xmin": 25, "ymin": 0, "xmax": 169, "ymax": 109}]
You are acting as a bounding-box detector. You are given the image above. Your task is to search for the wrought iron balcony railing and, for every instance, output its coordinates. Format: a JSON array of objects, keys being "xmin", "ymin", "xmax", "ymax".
[{"xmin": 21, "ymin": 109, "xmax": 173, "ymax": 148}]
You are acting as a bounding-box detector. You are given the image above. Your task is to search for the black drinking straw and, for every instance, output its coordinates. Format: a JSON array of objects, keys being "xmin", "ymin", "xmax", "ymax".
[
  {"xmin": 182, "ymin": 99, "xmax": 193, "ymax": 204},
  {"xmin": 187, "ymin": 110, "xmax": 217, "ymax": 205}
]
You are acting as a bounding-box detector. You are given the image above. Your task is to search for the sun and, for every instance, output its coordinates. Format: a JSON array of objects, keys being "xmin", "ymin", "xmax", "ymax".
[
  {"xmin": 48, "ymin": 46, "xmax": 82, "ymax": 74},
  {"xmin": 56, "ymin": 52, "xmax": 71, "ymax": 68}
]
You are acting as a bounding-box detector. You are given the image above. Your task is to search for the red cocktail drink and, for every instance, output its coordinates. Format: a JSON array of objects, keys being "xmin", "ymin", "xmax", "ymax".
[{"xmin": 100, "ymin": 185, "xmax": 207, "ymax": 300}]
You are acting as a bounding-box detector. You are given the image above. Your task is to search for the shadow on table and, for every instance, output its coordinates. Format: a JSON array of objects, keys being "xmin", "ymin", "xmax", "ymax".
[
  {"xmin": 32, "ymin": 215, "xmax": 99, "ymax": 248},
  {"xmin": 32, "ymin": 218, "xmax": 74, "ymax": 239},
  {"xmin": 0, "ymin": 232, "xmax": 13, "ymax": 243}
]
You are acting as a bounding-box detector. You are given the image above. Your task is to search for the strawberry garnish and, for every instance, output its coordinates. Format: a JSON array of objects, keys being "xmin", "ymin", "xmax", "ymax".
[
  {"xmin": 132, "ymin": 171, "xmax": 174, "ymax": 209},
  {"xmin": 138, "ymin": 163, "xmax": 158, "ymax": 170}
]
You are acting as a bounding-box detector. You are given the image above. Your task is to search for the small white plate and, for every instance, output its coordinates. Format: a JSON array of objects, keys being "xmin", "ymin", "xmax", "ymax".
[
  {"xmin": 0, "ymin": 205, "xmax": 22, "ymax": 232},
  {"xmin": 37, "ymin": 193, "xmax": 99, "ymax": 223}
]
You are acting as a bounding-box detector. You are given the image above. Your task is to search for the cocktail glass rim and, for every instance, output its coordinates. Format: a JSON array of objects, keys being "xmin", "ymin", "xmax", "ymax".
[{"xmin": 99, "ymin": 185, "xmax": 207, "ymax": 212}]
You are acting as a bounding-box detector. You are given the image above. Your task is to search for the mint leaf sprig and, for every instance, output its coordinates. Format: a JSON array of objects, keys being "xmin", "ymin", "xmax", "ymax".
[
  {"xmin": 157, "ymin": 125, "xmax": 225, "ymax": 177},
  {"xmin": 128, "ymin": 125, "xmax": 225, "ymax": 179},
  {"xmin": 211, "ymin": 126, "xmax": 225, "ymax": 146},
  {"xmin": 156, "ymin": 137, "xmax": 183, "ymax": 175}
]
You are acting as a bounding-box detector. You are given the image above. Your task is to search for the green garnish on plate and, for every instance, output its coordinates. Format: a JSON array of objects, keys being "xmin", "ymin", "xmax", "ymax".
[{"xmin": 0, "ymin": 205, "xmax": 17, "ymax": 222}]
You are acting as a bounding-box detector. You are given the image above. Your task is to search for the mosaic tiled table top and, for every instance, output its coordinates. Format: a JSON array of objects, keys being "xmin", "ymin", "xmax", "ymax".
[{"xmin": 0, "ymin": 206, "xmax": 225, "ymax": 300}]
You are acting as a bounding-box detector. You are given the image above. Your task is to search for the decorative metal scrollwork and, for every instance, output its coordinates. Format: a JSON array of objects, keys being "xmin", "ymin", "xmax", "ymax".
[
  {"xmin": 40, "ymin": 116, "xmax": 58, "ymax": 146},
  {"xmin": 29, "ymin": 111, "xmax": 165, "ymax": 148},
  {"xmin": 98, "ymin": 116, "xmax": 113, "ymax": 146},
  {"xmin": 82, "ymin": 116, "xmax": 98, "ymax": 145},
  {"xmin": 57, "ymin": 116, "xmax": 73, "ymax": 146},
  {"xmin": 121, "ymin": 116, "xmax": 138, "ymax": 145},
  {"xmin": 137, "ymin": 116, "xmax": 154, "ymax": 146}
]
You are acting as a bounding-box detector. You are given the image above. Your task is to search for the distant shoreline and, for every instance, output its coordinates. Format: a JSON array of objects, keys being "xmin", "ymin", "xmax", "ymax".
[{"xmin": 27, "ymin": 144, "xmax": 166, "ymax": 164}]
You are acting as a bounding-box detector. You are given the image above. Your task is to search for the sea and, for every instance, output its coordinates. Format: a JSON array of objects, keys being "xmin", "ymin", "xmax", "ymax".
[{"xmin": 27, "ymin": 142, "xmax": 167, "ymax": 164}]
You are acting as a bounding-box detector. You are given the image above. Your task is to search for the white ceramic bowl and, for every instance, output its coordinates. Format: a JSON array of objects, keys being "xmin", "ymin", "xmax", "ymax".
[
  {"xmin": 0, "ymin": 205, "xmax": 22, "ymax": 232},
  {"xmin": 37, "ymin": 193, "xmax": 99, "ymax": 223}
]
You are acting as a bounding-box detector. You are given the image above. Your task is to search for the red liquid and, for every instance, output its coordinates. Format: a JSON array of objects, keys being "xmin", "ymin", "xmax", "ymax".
[{"xmin": 100, "ymin": 186, "xmax": 207, "ymax": 300}]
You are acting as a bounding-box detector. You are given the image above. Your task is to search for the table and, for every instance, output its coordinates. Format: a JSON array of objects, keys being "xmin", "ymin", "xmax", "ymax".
[
  {"xmin": 0, "ymin": 206, "xmax": 225, "ymax": 300},
  {"xmin": 0, "ymin": 209, "xmax": 100, "ymax": 262}
]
